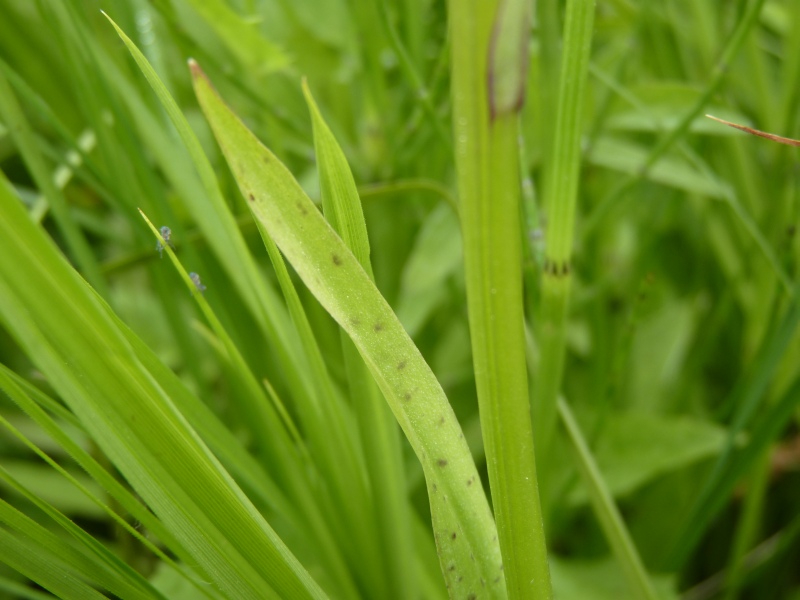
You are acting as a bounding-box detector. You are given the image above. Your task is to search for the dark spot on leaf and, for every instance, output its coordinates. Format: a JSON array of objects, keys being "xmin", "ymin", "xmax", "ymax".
[
  {"xmin": 397, "ymin": 360, "xmax": 406, "ymax": 370},
  {"xmin": 457, "ymin": 576, "xmax": 463, "ymax": 583},
  {"xmin": 467, "ymin": 595, "xmax": 476, "ymax": 600},
  {"xmin": 296, "ymin": 202, "xmax": 308, "ymax": 215},
  {"xmin": 332, "ymin": 253, "xmax": 342, "ymax": 266},
  {"xmin": 402, "ymin": 392, "xmax": 412, "ymax": 402},
  {"xmin": 248, "ymin": 193, "xmax": 255, "ymax": 201},
  {"xmin": 263, "ymin": 155, "xmax": 270, "ymax": 164},
  {"xmin": 451, "ymin": 531, "xmax": 457, "ymax": 540},
  {"xmin": 447, "ymin": 563, "xmax": 455, "ymax": 572},
  {"xmin": 373, "ymin": 322, "xmax": 384, "ymax": 332},
  {"xmin": 467, "ymin": 477, "xmax": 474, "ymax": 486},
  {"xmin": 494, "ymin": 576, "xmax": 501, "ymax": 583},
  {"xmin": 432, "ymin": 483, "xmax": 437, "ymax": 492},
  {"xmin": 438, "ymin": 415, "xmax": 445, "ymax": 426},
  {"xmin": 437, "ymin": 459, "xmax": 448, "ymax": 467},
  {"xmin": 350, "ymin": 317, "xmax": 360, "ymax": 327}
]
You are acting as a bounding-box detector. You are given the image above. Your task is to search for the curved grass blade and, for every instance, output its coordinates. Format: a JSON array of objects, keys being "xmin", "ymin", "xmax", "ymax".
[{"xmin": 191, "ymin": 61, "xmax": 506, "ymax": 597}]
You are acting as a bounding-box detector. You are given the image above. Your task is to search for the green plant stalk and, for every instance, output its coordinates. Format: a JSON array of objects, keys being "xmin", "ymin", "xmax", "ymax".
[
  {"xmin": 557, "ymin": 397, "xmax": 659, "ymax": 600},
  {"xmin": 448, "ymin": 0, "xmax": 552, "ymax": 597},
  {"xmin": 191, "ymin": 62, "xmax": 506, "ymax": 597},
  {"xmin": 534, "ymin": 0, "xmax": 596, "ymax": 461}
]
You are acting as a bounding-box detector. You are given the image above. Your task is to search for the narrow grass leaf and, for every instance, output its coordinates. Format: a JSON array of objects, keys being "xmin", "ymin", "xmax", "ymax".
[
  {"xmin": 0, "ymin": 528, "xmax": 107, "ymax": 600},
  {"xmin": 0, "ymin": 469, "xmax": 168, "ymax": 600},
  {"xmin": 303, "ymin": 79, "xmax": 416, "ymax": 600},
  {"xmin": 141, "ymin": 210, "xmax": 360, "ymax": 599},
  {"xmin": 0, "ymin": 173, "xmax": 326, "ymax": 600}
]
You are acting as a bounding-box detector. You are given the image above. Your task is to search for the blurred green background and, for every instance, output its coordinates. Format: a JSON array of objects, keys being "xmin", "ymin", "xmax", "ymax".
[{"xmin": 0, "ymin": 0, "xmax": 799, "ymax": 598}]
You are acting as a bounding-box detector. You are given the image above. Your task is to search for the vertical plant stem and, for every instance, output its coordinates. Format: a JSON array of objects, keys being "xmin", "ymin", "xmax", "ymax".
[
  {"xmin": 534, "ymin": 0, "xmax": 596, "ymax": 461},
  {"xmin": 723, "ymin": 449, "xmax": 770, "ymax": 600},
  {"xmin": 558, "ymin": 397, "xmax": 659, "ymax": 600},
  {"xmin": 449, "ymin": 0, "xmax": 552, "ymax": 597}
]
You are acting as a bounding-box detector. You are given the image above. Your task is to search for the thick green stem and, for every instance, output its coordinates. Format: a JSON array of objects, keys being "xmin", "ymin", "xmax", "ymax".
[{"xmin": 449, "ymin": 0, "xmax": 552, "ymax": 597}]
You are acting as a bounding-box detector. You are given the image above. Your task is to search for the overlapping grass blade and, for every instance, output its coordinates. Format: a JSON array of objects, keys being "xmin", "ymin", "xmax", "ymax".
[
  {"xmin": 192, "ymin": 60, "xmax": 506, "ymax": 597},
  {"xmin": 303, "ymin": 80, "xmax": 415, "ymax": 599}
]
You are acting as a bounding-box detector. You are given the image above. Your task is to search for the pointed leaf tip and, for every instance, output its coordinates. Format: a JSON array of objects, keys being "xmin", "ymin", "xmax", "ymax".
[{"xmin": 188, "ymin": 59, "xmax": 202, "ymax": 77}]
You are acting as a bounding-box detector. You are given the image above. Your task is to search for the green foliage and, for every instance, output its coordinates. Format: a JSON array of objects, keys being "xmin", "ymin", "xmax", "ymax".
[{"xmin": 0, "ymin": 0, "xmax": 799, "ymax": 599}]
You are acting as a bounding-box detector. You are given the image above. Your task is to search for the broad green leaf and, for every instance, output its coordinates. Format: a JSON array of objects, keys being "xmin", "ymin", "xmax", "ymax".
[
  {"xmin": 567, "ymin": 412, "xmax": 728, "ymax": 505},
  {"xmin": 192, "ymin": 61, "xmax": 506, "ymax": 596},
  {"xmin": 0, "ymin": 172, "xmax": 326, "ymax": 599},
  {"xmin": 550, "ymin": 557, "xmax": 677, "ymax": 600},
  {"xmin": 588, "ymin": 137, "xmax": 731, "ymax": 199}
]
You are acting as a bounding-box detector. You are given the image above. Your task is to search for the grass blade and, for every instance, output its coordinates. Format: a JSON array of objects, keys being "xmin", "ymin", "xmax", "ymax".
[
  {"xmin": 0, "ymin": 171, "xmax": 326, "ymax": 599},
  {"xmin": 192, "ymin": 60, "xmax": 506, "ymax": 597}
]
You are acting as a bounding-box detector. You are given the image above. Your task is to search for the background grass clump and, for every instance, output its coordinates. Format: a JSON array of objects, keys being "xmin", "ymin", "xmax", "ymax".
[{"xmin": 0, "ymin": 0, "xmax": 799, "ymax": 599}]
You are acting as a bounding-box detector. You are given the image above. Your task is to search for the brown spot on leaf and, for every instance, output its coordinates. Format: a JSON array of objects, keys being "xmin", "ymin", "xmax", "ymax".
[
  {"xmin": 248, "ymin": 193, "xmax": 255, "ymax": 201},
  {"xmin": 451, "ymin": 531, "xmax": 457, "ymax": 540},
  {"xmin": 437, "ymin": 459, "xmax": 448, "ymax": 467},
  {"xmin": 332, "ymin": 253, "xmax": 342, "ymax": 266},
  {"xmin": 373, "ymin": 322, "xmax": 384, "ymax": 332},
  {"xmin": 397, "ymin": 360, "xmax": 406, "ymax": 370}
]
